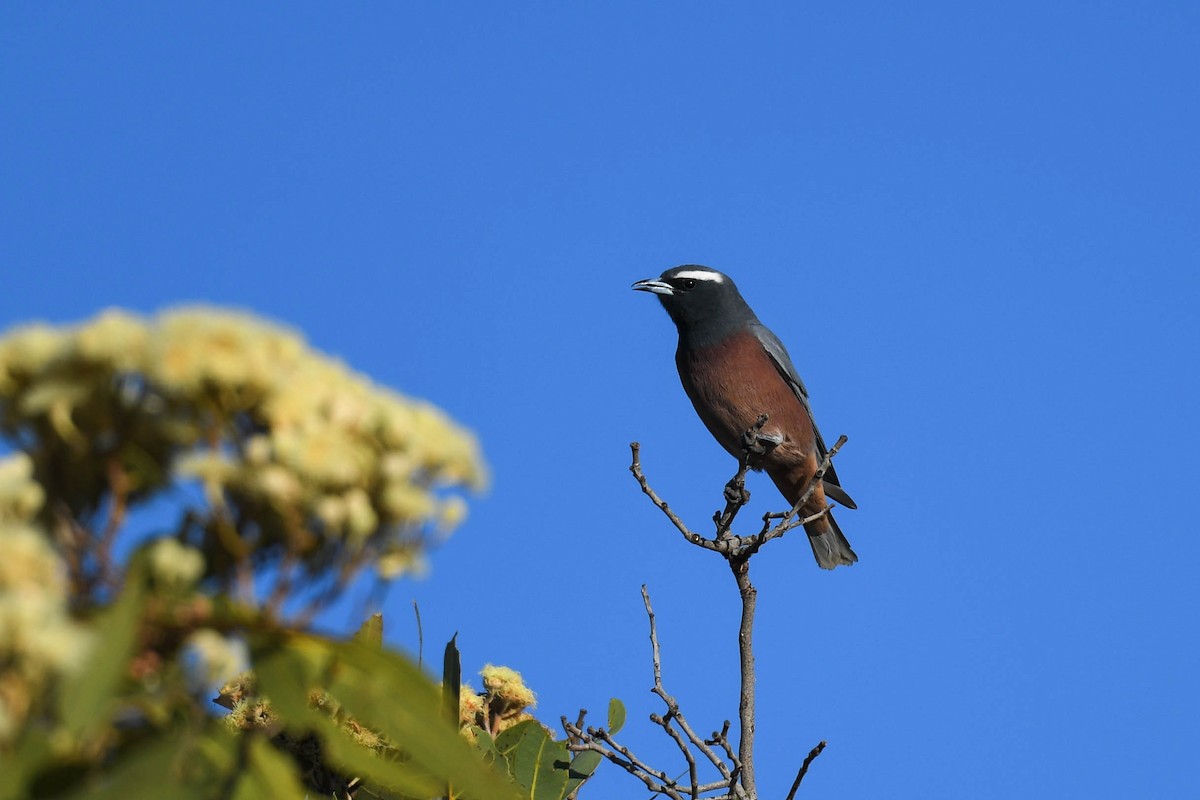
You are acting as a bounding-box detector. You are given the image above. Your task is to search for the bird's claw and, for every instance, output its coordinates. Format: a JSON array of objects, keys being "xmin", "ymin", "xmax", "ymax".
[
  {"xmin": 724, "ymin": 479, "xmax": 750, "ymax": 505},
  {"xmin": 741, "ymin": 431, "xmax": 782, "ymax": 458}
]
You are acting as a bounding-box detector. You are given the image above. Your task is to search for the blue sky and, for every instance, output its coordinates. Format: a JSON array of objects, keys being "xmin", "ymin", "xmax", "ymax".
[{"xmin": 3, "ymin": 3, "xmax": 1198, "ymax": 797}]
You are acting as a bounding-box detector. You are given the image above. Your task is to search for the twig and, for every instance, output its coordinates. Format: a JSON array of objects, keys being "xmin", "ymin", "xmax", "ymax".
[
  {"xmin": 642, "ymin": 586, "xmax": 740, "ymax": 788},
  {"xmin": 97, "ymin": 454, "xmax": 130, "ymax": 588},
  {"xmin": 52, "ymin": 503, "xmax": 88, "ymax": 603},
  {"xmin": 746, "ymin": 435, "xmax": 848, "ymax": 554},
  {"xmin": 630, "ymin": 443, "xmax": 721, "ymax": 553},
  {"xmin": 783, "ymin": 741, "xmax": 827, "ymax": 800},
  {"xmin": 712, "ymin": 414, "xmax": 769, "ymax": 541},
  {"xmin": 563, "ymin": 727, "xmax": 739, "ymax": 800},
  {"xmin": 650, "ymin": 713, "xmax": 699, "ymax": 800},
  {"xmin": 413, "ymin": 600, "xmax": 424, "ymax": 670},
  {"xmin": 561, "ymin": 723, "xmax": 686, "ymax": 800},
  {"xmin": 265, "ymin": 552, "xmax": 298, "ymax": 620},
  {"xmin": 706, "ymin": 721, "xmax": 737, "ymax": 766}
]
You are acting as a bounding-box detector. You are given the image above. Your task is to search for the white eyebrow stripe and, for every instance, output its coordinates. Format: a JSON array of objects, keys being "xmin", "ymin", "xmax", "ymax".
[{"xmin": 672, "ymin": 269, "xmax": 724, "ymax": 283}]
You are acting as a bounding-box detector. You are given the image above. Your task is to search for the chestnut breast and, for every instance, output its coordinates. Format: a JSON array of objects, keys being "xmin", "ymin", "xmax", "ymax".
[{"xmin": 676, "ymin": 330, "xmax": 816, "ymax": 468}]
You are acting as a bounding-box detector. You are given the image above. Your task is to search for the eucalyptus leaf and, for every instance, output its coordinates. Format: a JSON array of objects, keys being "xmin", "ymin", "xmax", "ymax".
[
  {"xmin": 58, "ymin": 564, "xmax": 146, "ymax": 740},
  {"xmin": 354, "ymin": 612, "xmax": 384, "ymax": 648},
  {"xmin": 495, "ymin": 720, "xmax": 570, "ymax": 800},
  {"xmin": 58, "ymin": 731, "xmax": 207, "ymax": 800},
  {"xmin": 0, "ymin": 730, "xmax": 52, "ymax": 800},
  {"xmin": 255, "ymin": 634, "xmax": 517, "ymax": 800},
  {"xmin": 443, "ymin": 633, "xmax": 462, "ymax": 728},
  {"xmin": 607, "ymin": 698, "xmax": 626, "ymax": 736},
  {"xmin": 322, "ymin": 639, "xmax": 516, "ymax": 800},
  {"xmin": 230, "ymin": 736, "xmax": 308, "ymax": 800},
  {"xmin": 564, "ymin": 749, "xmax": 602, "ymax": 796}
]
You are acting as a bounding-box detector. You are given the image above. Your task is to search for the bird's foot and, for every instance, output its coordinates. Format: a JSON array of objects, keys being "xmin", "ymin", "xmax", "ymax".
[
  {"xmin": 740, "ymin": 416, "xmax": 782, "ymax": 458},
  {"xmin": 724, "ymin": 478, "xmax": 750, "ymax": 506},
  {"xmin": 741, "ymin": 432, "xmax": 782, "ymax": 458}
]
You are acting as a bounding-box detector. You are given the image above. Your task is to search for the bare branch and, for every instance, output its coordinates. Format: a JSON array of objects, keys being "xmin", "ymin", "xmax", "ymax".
[
  {"xmin": 730, "ymin": 560, "xmax": 756, "ymax": 795},
  {"xmin": 629, "ymin": 443, "xmax": 721, "ymax": 553},
  {"xmin": 642, "ymin": 586, "xmax": 740, "ymax": 786},
  {"xmin": 706, "ymin": 721, "xmax": 737, "ymax": 766},
  {"xmin": 97, "ymin": 454, "xmax": 130, "ymax": 589},
  {"xmin": 747, "ymin": 435, "xmax": 848, "ymax": 552},
  {"xmin": 561, "ymin": 719, "xmax": 686, "ymax": 800},
  {"xmin": 784, "ymin": 741, "xmax": 827, "ymax": 800},
  {"xmin": 712, "ymin": 414, "xmax": 769, "ymax": 541}
]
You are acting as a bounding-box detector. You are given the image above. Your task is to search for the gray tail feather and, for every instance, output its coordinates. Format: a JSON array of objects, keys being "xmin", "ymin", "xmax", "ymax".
[{"xmin": 804, "ymin": 511, "xmax": 858, "ymax": 570}]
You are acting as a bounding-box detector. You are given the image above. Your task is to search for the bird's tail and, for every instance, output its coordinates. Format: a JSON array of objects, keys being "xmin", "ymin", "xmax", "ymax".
[
  {"xmin": 769, "ymin": 467, "xmax": 858, "ymax": 569},
  {"xmin": 804, "ymin": 509, "xmax": 858, "ymax": 570}
]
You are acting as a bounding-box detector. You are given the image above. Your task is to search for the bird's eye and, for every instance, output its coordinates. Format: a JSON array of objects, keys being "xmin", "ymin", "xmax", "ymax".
[{"xmin": 683, "ymin": 279, "xmax": 696, "ymax": 289}]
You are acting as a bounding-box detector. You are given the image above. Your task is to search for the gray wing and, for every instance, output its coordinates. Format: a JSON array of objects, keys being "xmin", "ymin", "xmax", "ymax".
[{"xmin": 749, "ymin": 322, "xmax": 857, "ymax": 510}]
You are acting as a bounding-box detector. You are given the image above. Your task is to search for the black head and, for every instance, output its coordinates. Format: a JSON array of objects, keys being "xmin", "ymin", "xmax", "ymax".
[{"xmin": 632, "ymin": 265, "xmax": 758, "ymax": 343}]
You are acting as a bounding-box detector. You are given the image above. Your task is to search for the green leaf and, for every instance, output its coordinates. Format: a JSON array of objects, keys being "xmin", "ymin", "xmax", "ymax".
[
  {"xmin": 354, "ymin": 612, "xmax": 384, "ymax": 648},
  {"xmin": 0, "ymin": 730, "xmax": 53, "ymax": 800},
  {"xmin": 58, "ymin": 730, "xmax": 209, "ymax": 800},
  {"xmin": 564, "ymin": 750, "xmax": 602, "ymax": 796},
  {"xmin": 607, "ymin": 697, "xmax": 626, "ymax": 736},
  {"xmin": 309, "ymin": 713, "xmax": 446, "ymax": 799},
  {"xmin": 253, "ymin": 633, "xmax": 518, "ymax": 800},
  {"xmin": 473, "ymin": 728, "xmax": 499, "ymax": 763},
  {"xmin": 443, "ymin": 633, "xmax": 462, "ymax": 727},
  {"xmin": 230, "ymin": 736, "xmax": 309, "ymax": 800},
  {"xmin": 58, "ymin": 564, "xmax": 147, "ymax": 740},
  {"xmin": 325, "ymin": 640, "xmax": 516, "ymax": 800},
  {"xmin": 495, "ymin": 720, "xmax": 570, "ymax": 800},
  {"xmin": 251, "ymin": 635, "xmax": 328, "ymax": 714},
  {"xmin": 254, "ymin": 641, "xmax": 444, "ymax": 799}
]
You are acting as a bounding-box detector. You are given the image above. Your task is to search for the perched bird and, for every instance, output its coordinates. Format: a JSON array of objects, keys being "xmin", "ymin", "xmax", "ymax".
[{"xmin": 632, "ymin": 265, "xmax": 857, "ymax": 569}]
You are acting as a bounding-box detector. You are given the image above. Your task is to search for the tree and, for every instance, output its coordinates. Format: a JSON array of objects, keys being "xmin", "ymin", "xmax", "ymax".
[
  {"xmin": 0, "ymin": 307, "xmax": 583, "ymax": 799},
  {"xmin": 563, "ymin": 418, "xmax": 841, "ymax": 800}
]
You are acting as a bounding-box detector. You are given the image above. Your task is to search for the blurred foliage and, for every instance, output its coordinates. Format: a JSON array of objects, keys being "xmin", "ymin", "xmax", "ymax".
[{"xmin": 0, "ymin": 308, "xmax": 598, "ymax": 798}]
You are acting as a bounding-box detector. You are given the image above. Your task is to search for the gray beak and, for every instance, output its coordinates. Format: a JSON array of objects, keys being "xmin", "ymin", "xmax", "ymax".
[{"xmin": 632, "ymin": 278, "xmax": 674, "ymax": 296}]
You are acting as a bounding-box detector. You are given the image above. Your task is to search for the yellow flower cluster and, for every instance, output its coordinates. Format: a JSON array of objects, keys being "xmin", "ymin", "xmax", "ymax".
[
  {"xmin": 0, "ymin": 453, "xmax": 44, "ymax": 523},
  {"xmin": 0, "ymin": 306, "xmax": 487, "ymax": 582},
  {"xmin": 183, "ymin": 629, "xmax": 249, "ymax": 690},
  {"xmin": 481, "ymin": 664, "xmax": 537, "ymax": 713},
  {"xmin": 457, "ymin": 664, "xmax": 539, "ymax": 736},
  {"xmin": 0, "ymin": 522, "xmax": 93, "ymax": 743},
  {"xmin": 148, "ymin": 537, "xmax": 206, "ymax": 589},
  {"xmin": 0, "ymin": 453, "xmax": 91, "ymax": 741}
]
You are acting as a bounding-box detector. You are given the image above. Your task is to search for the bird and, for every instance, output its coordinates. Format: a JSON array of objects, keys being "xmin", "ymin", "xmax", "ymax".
[{"xmin": 632, "ymin": 265, "xmax": 857, "ymax": 569}]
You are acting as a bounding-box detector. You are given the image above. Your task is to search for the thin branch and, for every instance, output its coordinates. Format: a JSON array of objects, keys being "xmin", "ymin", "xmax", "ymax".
[
  {"xmin": 590, "ymin": 727, "xmax": 684, "ymax": 796},
  {"xmin": 746, "ymin": 435, "xmax": 848, "ymax": 553},
  {"xmin": 642, "ymin": 586, "xmax": 739, "ymax": 785},
  {"xmin": 562, "ymin": 723, "xmax": 686, "ymax": 800},
  {"xmin": 650, "ymin": 712, "xmax": 699, "ymax": 800},
  {"xmin": 730, "ymin": 560, "xmax": 756, "ymax": 796},
  {"xmin": 706, "ymin": 721, "xmax": 737, "ymax": 766},
  {"xmin": 52, "ymin": 502, "xmax": 89, "ymax": 602},
  {"xmin": 563, "ymin": 729, "xmax": 739, "ymax": 800},
  {"xmin": 783, "ymin": 741, "xmax": 827, "ymax": 800},
  {"xmin": 97, "ymin": 454, "xmax": 131, "ymax": 588},
  {"xmin": 629, "ymin": 443, "xmax": 720, "ymax": 553},
  {"xmin": 413, "ymin": 600, "xmax": 424, "ymax": 670},
  {"xmin": 265, "ymin": 552, "xmax": 298, "ymax": 620},
  {"xmin": 712, "ymin": 414, "xmax": 769, "ymax": 541}
]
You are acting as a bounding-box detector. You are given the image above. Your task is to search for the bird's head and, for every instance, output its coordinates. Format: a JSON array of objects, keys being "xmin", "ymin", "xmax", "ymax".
[{"xmin": 632, "ymin": 265, "xmax": 755, "ymax": 339}]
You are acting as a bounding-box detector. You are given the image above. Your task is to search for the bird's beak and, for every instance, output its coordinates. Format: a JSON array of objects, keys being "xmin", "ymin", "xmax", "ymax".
[{"xmin": 632, "ymin": 278, "xmax": 674, "ymax": 296}]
